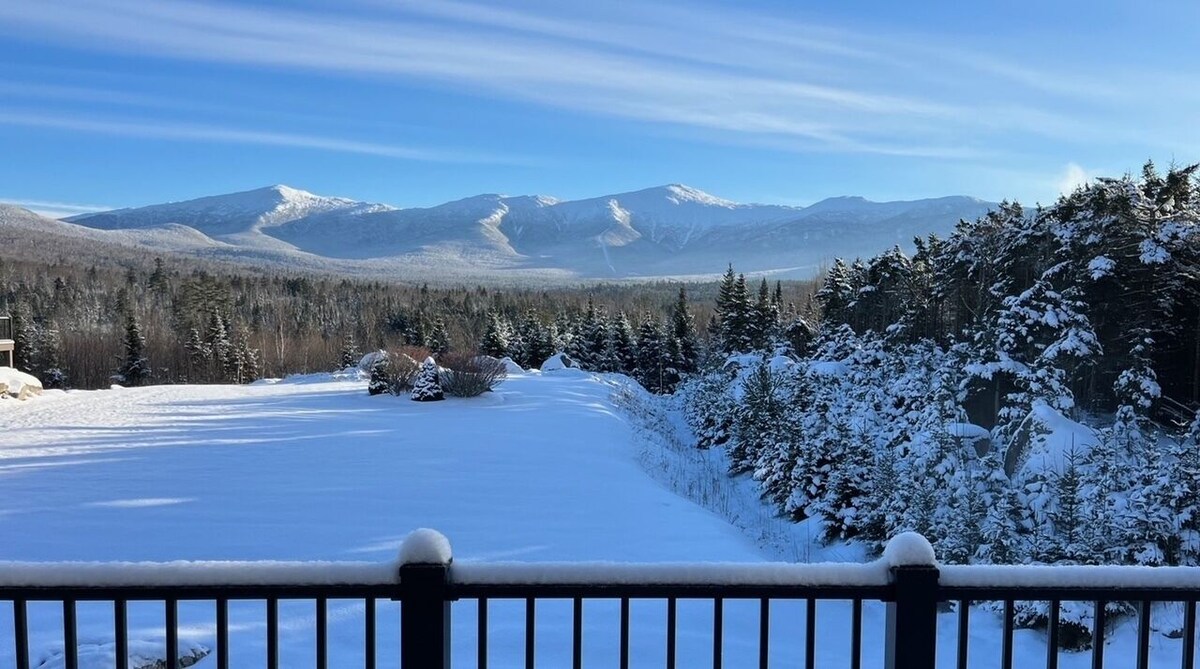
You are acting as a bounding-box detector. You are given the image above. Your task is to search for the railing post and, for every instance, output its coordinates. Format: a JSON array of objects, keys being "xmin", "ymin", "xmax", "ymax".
[
  {"xmin": 398, "ymin": 529, "xmax": 453, "ymax": 669},
  {"xmin": 883, "ymin": 532, "xmax": 940, "ymax": 669}
]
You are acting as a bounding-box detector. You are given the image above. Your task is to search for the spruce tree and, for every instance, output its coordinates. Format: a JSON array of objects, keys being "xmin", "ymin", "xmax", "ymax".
[
  {"xmin": 669, "ymin": 286, "xmax": 700, "ymax": 375},
  {"xmin": 410, "ymin": 356, "xmax": 444, "ymax": 402},
  {"xmin": 118, "ymin": 310, "xmax": 151, "ymax": 386},
  {"xmin": 634, "ymin": 315, "xmax": 669, "ymax": 393},
  {"xmin": 339, "ymin": 332, "xmax": 362, "ymax": 370},
  {"xmin": 480, "ymin": 313, "xmax": 510, "ymax": 359},
  {"xmin": 368, "ymin": 353, "xmax": 393, "ymax": 396}
]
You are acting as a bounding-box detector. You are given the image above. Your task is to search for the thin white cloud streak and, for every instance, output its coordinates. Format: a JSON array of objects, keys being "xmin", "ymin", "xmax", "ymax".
[
  {"xmin": 0, "ymin": 0, "xmax": 1068, "ymax": 158},
  {"xmin": 0, "ymin": 198, "xmax": 113, "ymax": 219},
  {"xmin": 0, "ymin": 0, "xmax": 1188, "ymax": 161},
  {"xmin": 0, "ymin": 111, "xmax": 532, "ymax": 165}
]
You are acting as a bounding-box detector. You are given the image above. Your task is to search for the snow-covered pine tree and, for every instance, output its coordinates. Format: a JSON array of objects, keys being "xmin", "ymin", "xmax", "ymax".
[
  {"xmin": 426, "ymin": 318, "xmax": 451, "ymax": 356},
  {"xmin": 634, "ymin": 315, "xmax": 670, "ymax": 393},
  {"xmin": 670, "ymin": 286, "xmax": 700, "ymax": 375},
  {"xmin": 117, "ymin": 310, "xmax": 151, "ymax": 386},
  {"xmin": 480, "ymin": 313, "xmax": 510, "ymax": 359},
  {"xmin": 410, "ymin": 356, "xmax": 444, "ymax": 402},
  {"xmin": 184, "ymin": 327, "xmax": 209, "ymax": 382},
  {"xmin": 975, "ymin": 453, "xmax": 1024, "ymax": 564},
  {"xmin": 728, "ymin": 361, "xmax": 780, "ymax": 473},
  {"xmin": 368, "ymin": 352, "xmax": 393, "ymax": 396},
  {"xmin": 816, "ymin": 258, "xmax": 855, "ymax": 327},
  {"xmin": 339, "ymin": 332, "xmax": 362, "ymax": 370},
  {"xmin": 604, "ymin": 312, "xmax": 636, "ymax": 374}
]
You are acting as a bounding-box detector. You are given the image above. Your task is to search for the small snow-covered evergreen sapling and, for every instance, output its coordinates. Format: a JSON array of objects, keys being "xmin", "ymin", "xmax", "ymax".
[{"xmin": 410, "ymin": 357, "xmax": 444, "ymax": 402}]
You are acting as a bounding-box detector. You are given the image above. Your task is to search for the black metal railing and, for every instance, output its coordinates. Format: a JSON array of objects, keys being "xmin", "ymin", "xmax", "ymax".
[
  {"xmin": 2, "ymin": 531, "xmax": 1198, "ymax": 669},
  {"xmin": 0, "ymin": 315, "xmax": 12, "ymax": 342}
]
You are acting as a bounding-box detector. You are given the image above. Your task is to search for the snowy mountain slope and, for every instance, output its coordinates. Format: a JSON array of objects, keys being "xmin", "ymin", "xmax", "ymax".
[{"xmin": 48, "ymin": 184, "xmax": 996, "ymax": 280}]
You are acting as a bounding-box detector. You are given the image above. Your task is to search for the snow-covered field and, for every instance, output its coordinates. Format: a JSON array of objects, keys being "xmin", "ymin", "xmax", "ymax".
[{"xmin": 1, "ymin": 371, "xmax": 1194, "ymax": 667}]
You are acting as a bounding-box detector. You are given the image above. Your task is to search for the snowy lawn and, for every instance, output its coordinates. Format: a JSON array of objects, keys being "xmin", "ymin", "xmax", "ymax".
[{"xmin": 1, "ymin": 371, "xmax": 1194, "ymax": 667}]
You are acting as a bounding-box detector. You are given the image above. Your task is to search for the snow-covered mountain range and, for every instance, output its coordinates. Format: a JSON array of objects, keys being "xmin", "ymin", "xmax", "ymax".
[{"xmin": 4, "ymin": 184, "xmax": 995, "ymax": 281}]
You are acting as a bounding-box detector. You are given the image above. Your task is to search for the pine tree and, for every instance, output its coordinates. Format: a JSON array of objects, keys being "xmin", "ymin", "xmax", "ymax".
[
  {"xmin": 713, "ymin": 267, "xmax": 754, "ymax": 354},
  {"xmin": 634, "ymin": 315, "xmax": 670, "ymax": 393},
  {"xmin": 184, "ymin": 327, "xmax": 209, "ymax": 382},
  {"xmin": 604, "ymin": 312, "xmax": 636, "ymax": 374},
  {"xmin": 426, "ymin": 318, "xmax": 451, "ymax": 356},
  {"xmin": 480, "ymin": 313, "xmax": 510, "ymax": 359},
  {"xmin": 410, "ymin": 356, "xmax": 444, "ymax": 402},
  {"xmin": 368, "ymin": 353, "xmax": 393, "ymax": 396},
  {"xmin": 339, "ymin": 332, "xmax": 362, "ymax": 370},
  {"xmin": 117, "ymin": 310, "xmax": 151, "ymax": 387},
  {"xmin": 669, "ymin": 286, "xmax": 700, "ymax": 375}
]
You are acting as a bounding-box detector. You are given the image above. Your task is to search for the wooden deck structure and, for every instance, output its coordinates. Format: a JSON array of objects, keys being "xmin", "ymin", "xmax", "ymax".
[{"xmin": 0, "ymin": 315, "xmax": 13, "ymax": 367}]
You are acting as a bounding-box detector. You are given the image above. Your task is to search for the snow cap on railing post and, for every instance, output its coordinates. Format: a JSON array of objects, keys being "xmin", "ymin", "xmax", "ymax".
[
  {"xmin": 882, "ymin": 531, "xmax": 937, "ymax": 568},
  {"xmin": 882, "ymin": 532, "xmax": 939, "ymax": 669},
  {"xmin": 398, "ymin": 529, "xmax": 453, "ymax": 669},
  {"xmin": 398, "ymin": 528, "xmax": 453, "ymax": 566}
]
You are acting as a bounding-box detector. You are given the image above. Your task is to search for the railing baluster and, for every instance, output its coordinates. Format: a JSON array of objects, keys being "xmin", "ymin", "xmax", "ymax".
[
  {"xmin": 1092, "ymin": 600, "xmax": 1106, "ymax": 669},
  {"xmin": 851, "ymin": 599, "xmax": 862, "ymax": 669},
  {"xmin": 478, "ymin": 598, "xmax": 488, "ymax": 669},
  {"xmin": 713, "ymin": 598, "xmax": 723, "ymax": 669},
  {"xmin": 957, "ymin": 600, "xmax": 969, "ymax": 669},
  {"xmin": 114, "ymin": 600, "xmax": 128, "ymax": 669},
  {"xmin": 63, "ymin": 600, "xmax": 77, "ymax": 669},
  {"xmin": 316, "ymin": 597, "xmax": 328, "ymax": 669},
  {"xmin": 758, "ymin": 598, "xmax": 769, "ymax": 669},
  {"xmin": 572, "ymin": 597, "xmax": 583, "ymax": 669},
  {"xmin": 166, "ymin": 599, "xmax": 178, "ymax": 669},
  {"xmin": 364, "ymin": 598, "xmax": 376, "ymax": 669},
  {"xmin": 525, "ymin": 597, "xmax": 535, "ymax": 669},
  {"xmin": 620, "ymin": 598, "xmax": 630, "ymax": 669},
  {"xmin": 1183, "ymin": 600, "xmax": 1196, "ymax": 669},
  {"xmin": 1137, "ymin": 600, "xmax": 1151, "ymax": 669},
  {"xmin": 1047, "ymin": 599, "xmax": 1060, "ymax": 669},
  {"xmin": 667, "ymin": 598, "xmax": 678, "ymax": 669},
  {"xmin": 217, "ymin": 598, "xmax": 229, "ymax": 669},
  {"xmin": 1002, "ymin": 599, "xmax": 1015, "ymax": 669},
  {"xmin": 14, "ymin": 599, "xmax": 29, "ymax": 669},
  {"xmin": 267, "ymin": 598, "xmax": 279, "ymax": 669},
  {"xmin": 805, "ymin": 598, "xmax": 815, "ymax": 669}
]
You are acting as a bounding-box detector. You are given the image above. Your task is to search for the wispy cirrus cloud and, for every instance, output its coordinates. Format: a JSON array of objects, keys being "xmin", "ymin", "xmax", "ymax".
[
  {"xmin": 0, "ymin": 0, "xmax": 1124, "ymax": 160},
  {"xmin": 0, "ymin": 111, "xmax": 533, "ymax": 165},
  {"xmin": 0, "ymin": 197, "xmax": 113, "ymax": 219},
  {"xmin": 0, "ymin": 0, "xmax": 1193, "ymax": 167}
]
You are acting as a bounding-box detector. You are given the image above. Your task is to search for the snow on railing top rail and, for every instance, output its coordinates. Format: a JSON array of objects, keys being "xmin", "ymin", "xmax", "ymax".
[
  {"xmin": 2, "ymin": 531, "xmax": 1200, "ymax": 591},
  {"xmin": 0, "ymin": 561, "xmax": 397, "ymax": 588},
  {"xmin": 939, "ymin": 564, "xmax": 1200, "ymax": 590},
  {"xmin": 450, "ymin": 561, "xmax": 891, "ymax": 586}
]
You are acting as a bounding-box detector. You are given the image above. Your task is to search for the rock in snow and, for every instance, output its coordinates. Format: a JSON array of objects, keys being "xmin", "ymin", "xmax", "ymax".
[
  {"xmin": 540, "ymin": 352, "xmax": 580, "ymax": 372},
  {"xmin": 398, "ymin": 528, "xmax": 453, "ymax": 565},
  {"xmin": 1, "ymin": 367, "xmax": 43, "ymax": 400},
  {"xmin": 500, "ymin": 356, "xmax": 526, "ymax": 375}
]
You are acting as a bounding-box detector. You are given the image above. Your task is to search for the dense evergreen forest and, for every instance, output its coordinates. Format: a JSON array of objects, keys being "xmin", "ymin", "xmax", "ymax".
[
  {"xmin": 680, "ymin": 163, "xmax": 1200, "ymax": 627},
  {"xmin": 0, "ymin": 248, "xmax": 816, "ymax": 389}
]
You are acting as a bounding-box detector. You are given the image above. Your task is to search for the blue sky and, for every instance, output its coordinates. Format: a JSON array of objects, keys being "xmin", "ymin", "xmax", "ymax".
[{"xmin": 1, "ymin": 0, "xmax": 1197, "ymax": 217}]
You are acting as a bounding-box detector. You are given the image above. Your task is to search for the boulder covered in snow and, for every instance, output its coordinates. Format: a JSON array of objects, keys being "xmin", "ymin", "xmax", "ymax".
[
  {"xmin": 358, "ymin": 350, "xmax": 389, "ymax": 372},
  {"xmin": 540, "ymin": 352, "xmax": 580, "ymax": 372},
  {"xmin": 1, "ymin": 367, "xmax": 42, "ymax": 400},
  {"xmin": 500, "ymin": 356, "xmax": 526, "ymax": 375}
]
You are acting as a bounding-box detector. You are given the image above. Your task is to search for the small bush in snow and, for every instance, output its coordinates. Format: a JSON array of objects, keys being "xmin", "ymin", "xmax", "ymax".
[
  {"xmin": 439, "ymin": 352, "xmax": 506, "ymax": 397},
  {"xmin": 410, "ymin": 357, "xmax": 444, "ymax": 402}
]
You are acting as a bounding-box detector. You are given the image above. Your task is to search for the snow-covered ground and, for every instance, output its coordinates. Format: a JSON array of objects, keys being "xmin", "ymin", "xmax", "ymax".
[{"xmin": 1, "ymin": 371, "xmax": 1194, "ymax": 667}]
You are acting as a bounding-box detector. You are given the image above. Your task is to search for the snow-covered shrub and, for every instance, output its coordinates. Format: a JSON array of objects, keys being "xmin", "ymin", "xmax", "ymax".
[
  {"xmin": 410, "ymin": 357, "xmax": 444, "ymax": 402},
  {"xmin": 439, "ymin": 352, "xmax": 506, "ymax": 397}
]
